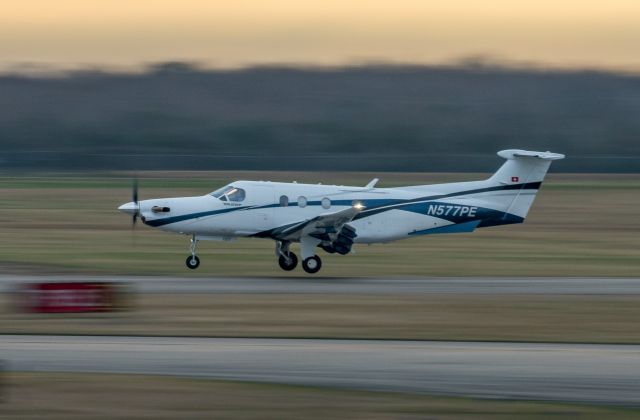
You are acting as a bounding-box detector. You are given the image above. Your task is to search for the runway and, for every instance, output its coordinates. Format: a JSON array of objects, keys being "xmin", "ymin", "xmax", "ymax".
[
  {"xmin": 2, "ymin": 275, "xmax": 640, "ymax": 295},
  {"xmin": 2, "ymin": 335, "xmax": 639, "ymax": 405}
]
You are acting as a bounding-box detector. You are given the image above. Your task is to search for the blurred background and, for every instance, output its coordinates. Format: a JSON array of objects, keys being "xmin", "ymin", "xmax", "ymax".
[
  {"xmin": 2, "ymin": 1, "xmax": 640, "ymax": 173},
  {"xmin": 1, "ymin": 1, "xmax": 640, "ymax": 418}
]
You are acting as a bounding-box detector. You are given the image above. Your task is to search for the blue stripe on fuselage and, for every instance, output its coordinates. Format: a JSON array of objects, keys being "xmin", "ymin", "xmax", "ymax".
[
  {"xmin": 143, "ymin": 205, "xmax": 255, "ymax": 227},
  {"xmin": 144, "ymin": 182, "xmax": 539, "ymax": 229},
  {"xmin": 352, "ymin": 181, "xmax": 540, "ymax": 220},
  {"xmin": 409, "ymin": 220, "xmax": 481, "ymax": 235},
  {"xmin": 399, "ymin": 201, "xmax": 524, "ymax": 226}
]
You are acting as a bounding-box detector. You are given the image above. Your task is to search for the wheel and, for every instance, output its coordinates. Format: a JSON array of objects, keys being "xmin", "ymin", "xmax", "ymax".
[
  {"xmin": 278, "ymin": 252, "xmax": 298, "ymax": 271},
  {"xmin": 302, "ymin": 255, "xmax": 322, "ymax": 274},
  {"xmin": 185, "ymin": 255, "xmax": 200, "ymax": 269}
]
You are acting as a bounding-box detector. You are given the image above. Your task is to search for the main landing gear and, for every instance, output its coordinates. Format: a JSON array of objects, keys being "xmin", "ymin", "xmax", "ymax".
[
  {"xmin": 275, "ymin": 240, "xmax": 323, "ymax": 274},
  {"xmin": 301, "ymin": 255, "xmax": 322, "ymax": 274},
  {"xmin": 186, "ymin": 235, "xmax": 200, "ymax": 269},
  {"xmin": 278, "ymin": 253, "xmax": 298, "ymax": 271},
  {"xmin": 276, "ymin": 241, "xmax": 298, "ymax": 271}
]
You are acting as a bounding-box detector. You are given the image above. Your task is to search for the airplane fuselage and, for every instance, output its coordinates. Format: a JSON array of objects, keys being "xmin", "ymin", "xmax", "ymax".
[{"xmin": 137, "ymin": 179, "xmax": 522, "ymax": 243}]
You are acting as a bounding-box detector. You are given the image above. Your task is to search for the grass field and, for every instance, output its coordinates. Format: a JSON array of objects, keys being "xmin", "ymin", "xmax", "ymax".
[
  {"xmin": 3, "ymin": 293, "xmax": 640, "ymax": 343},
  {"xmin": 0, "ymin": 172, "xmax": 639, "ymax": 277},
  {"xmin": 3, "ymin": 373, "xmax": 639, "ymax": 419}
]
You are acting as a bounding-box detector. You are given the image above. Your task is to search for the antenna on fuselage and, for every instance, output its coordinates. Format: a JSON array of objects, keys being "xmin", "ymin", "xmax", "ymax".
[{"xmin": 364, "ymin": 178, "xmax": 379, "ymax": 189}]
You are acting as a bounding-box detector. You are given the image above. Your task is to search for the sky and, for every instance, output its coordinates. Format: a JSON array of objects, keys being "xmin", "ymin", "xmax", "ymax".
[{"xmin": 1, "ymin": 0, "xmax": 639, "ymax": 71}]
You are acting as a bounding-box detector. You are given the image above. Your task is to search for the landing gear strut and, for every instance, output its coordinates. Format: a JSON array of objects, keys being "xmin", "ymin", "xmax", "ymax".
[
  {"xmin": 186, "ymin": 235, "xmax": 200, "ymax": 269},
  {"xmin": 276, "ymin": 241, "xmax": 298, "ymax": 271},
  {"xmin": 300, "ymin": 235, "xmax": 322, "ymax": 274}
]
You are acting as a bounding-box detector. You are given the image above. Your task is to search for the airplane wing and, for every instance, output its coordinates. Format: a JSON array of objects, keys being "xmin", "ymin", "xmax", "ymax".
[{"xmin": 270, "ymin": 205, "xmax": 363, "ymax": 242}]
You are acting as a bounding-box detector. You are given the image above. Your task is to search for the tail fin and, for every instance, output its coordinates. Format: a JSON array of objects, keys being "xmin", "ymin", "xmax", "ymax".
[{"xmin": 487, "ymin": 149, "xmax": 564, "ymax": 220}]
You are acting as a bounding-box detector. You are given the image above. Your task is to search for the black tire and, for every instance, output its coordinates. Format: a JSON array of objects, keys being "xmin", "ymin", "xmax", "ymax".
[
  {"xmin": 278, "ymin": 252, "xmax": 298, "ymax": 271},
  {"xmin": 185, "ymin": 255, "xmax": 200, "ymax": 269},
  {"xmin": 302, "ymin": 255, "xmax": 322, "ymax": 274}
]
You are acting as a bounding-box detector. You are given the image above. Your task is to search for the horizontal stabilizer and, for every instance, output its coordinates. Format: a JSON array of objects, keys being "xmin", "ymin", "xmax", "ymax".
[{"xmin": 498, "ymin": 149, "xmax": 565, "ymax": 160}]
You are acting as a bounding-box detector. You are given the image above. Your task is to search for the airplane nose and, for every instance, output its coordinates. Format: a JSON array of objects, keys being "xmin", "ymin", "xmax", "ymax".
[{"xmin": 118, "ymin": 201, "xmax": 139, "ymax": 215}]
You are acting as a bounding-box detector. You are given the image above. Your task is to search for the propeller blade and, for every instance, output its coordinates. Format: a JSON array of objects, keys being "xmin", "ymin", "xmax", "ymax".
[
  {"xmin": 133, "ymin": 177, "xmax": 139, "ymax": 204},
  {"xmin": 132, "ymin": 177, "xmax": 139, "ymax": 227}
]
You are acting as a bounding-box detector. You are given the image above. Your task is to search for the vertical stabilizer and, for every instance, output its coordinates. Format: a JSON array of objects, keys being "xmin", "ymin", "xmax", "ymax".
[{"xmin": 488, "ymin": 149, "xmax": 565, "ymax": 219}]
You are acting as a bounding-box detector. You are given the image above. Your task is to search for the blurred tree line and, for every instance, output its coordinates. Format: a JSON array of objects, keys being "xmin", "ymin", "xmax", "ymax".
[{"xmin": 1, "ymin": 62, "xmax": 638, "ymax": 172}]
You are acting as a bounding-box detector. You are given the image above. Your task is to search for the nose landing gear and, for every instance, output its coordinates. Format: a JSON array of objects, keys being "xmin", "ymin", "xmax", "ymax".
[
  {"xmin": 186, "ymin": 255, "xmax": 200, "ymax": 269},
  {"xmin": 186, "ymin": 235, "xmax": 200, "ymax": 269}
]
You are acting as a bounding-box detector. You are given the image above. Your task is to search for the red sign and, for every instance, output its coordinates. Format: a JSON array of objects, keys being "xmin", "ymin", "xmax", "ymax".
[
  {"xmin": 511, "ymin": 176, "xmax": 519, "ymax": 182},
  {"xmin": 20, "ymin": 282, "xmax": 124, "ymax": 313}
]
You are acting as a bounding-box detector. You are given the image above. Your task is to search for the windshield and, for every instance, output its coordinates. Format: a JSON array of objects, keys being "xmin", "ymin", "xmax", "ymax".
[
  {"xmin": 210, "ymin": 185, "xmax": 233, "ymax": 198},
  {"xmin": 210, "ymin": 185, "xmax": 246, "ymax": 202}
]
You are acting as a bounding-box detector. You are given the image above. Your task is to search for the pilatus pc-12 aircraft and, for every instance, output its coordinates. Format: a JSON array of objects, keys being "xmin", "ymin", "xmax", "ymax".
[{"xmin": 118, "ymin": 149, "xmax": 564, "ymax": 274}]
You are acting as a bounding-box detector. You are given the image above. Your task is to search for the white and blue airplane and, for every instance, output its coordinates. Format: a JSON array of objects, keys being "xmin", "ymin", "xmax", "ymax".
[{"xmin": 118, "ymin": 149, "xmax": 564, "ymax": 274}]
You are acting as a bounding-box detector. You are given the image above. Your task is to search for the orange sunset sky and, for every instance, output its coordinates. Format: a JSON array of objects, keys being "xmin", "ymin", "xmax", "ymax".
[{"xmin": 1, "ymin": 0, "xmax": 639, "ymax": 71}]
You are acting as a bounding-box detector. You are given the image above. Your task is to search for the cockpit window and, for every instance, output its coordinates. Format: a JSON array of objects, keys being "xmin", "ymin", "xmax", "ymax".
[
  {"xmin": 210, "ymin": 185, "xmax": 245, "ymax": 202},
  {"xmin": 210, "ymin": 186, "xmax": 233, "ymax": 198},
  {"xmin": 225, "ymin": 187, "xmax": 245, "ymax": 202}
]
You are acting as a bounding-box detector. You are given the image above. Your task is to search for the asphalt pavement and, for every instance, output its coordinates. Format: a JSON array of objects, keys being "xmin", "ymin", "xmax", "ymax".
[{"xmin": 2, "ymin": 335, "xmax": 639, "ymax": 405}]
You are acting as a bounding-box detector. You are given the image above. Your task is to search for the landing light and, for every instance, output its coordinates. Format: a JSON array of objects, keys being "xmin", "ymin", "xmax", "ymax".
[{"xmin": 353, "ymin": 202, "xmax": 365, "ymax": 210}]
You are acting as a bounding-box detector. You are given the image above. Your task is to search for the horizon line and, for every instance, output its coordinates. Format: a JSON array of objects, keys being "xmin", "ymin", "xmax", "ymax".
[{"xmin": 3, "ymin": 57, "xmax": 640, "ymax": 78}]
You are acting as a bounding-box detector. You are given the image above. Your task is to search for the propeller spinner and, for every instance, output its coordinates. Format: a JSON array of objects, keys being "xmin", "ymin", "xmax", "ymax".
[{"xmin": 117, "ymin": 178, "xmax": 140, "ymax": 226}]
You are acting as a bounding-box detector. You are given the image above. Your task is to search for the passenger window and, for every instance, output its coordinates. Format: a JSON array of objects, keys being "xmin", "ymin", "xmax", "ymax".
[
  {"xmin": 321, "ymin": 197, "xmax": 331, "ymax": 209},
  {"xmin": 279, "ymin": 195, "xmax": 289, "ymax": 207},
  {"xmin": 297, "ymin": 196, "xmax": 307, "ymax": 208}
]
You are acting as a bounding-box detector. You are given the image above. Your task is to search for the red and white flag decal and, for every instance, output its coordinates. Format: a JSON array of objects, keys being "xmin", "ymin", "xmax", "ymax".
[{"xmin": 511, "ymin": 176, "xmax": 519, "ymax": 182}]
